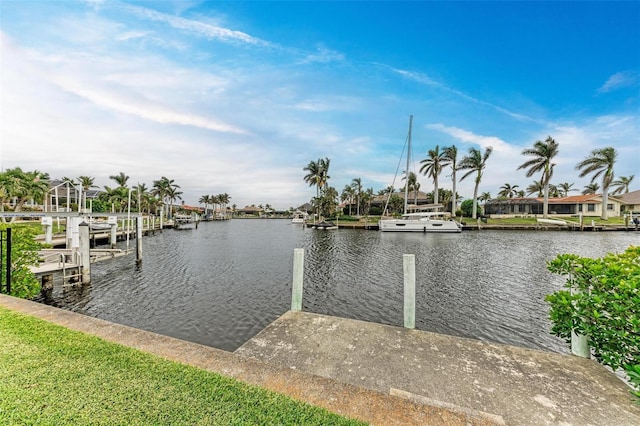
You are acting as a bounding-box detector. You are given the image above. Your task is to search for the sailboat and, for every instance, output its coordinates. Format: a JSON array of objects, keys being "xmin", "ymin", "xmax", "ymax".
[{"xmin": 379, "ymin": 115, "xmax": 462, "ymax": 233}]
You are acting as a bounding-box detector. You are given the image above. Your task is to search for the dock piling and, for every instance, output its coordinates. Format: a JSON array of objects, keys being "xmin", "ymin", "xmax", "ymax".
[
  {"xmin": 291, "ymin": 248, "xmax": 304, "ymax": 311},
  {"xmin": 79, "ymin": 221, "xmax": 91, "ymax": 284},
  {"xmin": 136, "ymin": 216, "xmax": 143, "ymax": 265},
  {"xmin": 403, "ymin": 254, "xmax": 416, "ymax": 329}
]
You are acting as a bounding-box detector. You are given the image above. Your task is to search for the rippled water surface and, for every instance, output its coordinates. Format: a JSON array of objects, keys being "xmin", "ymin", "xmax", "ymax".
[{"xmin": 41, "ymin": 220, "xmax": 639, "ymax": 352}]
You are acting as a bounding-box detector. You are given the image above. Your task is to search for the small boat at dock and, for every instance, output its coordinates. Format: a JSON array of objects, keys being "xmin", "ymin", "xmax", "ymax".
[
  {"xmin": 313, "ymin": 221, "xmax": 338, "ymax": 230},
  {"xmin": 536, "ymin": 218, "xmax": 567, "ymax": 226},
  {"xmin": 173, "ymin": 214, "xmax": 196, "ymax": 229},
  {"xmin": 291, "ymin": 211, "xmax": 308, "ymax": 224}
]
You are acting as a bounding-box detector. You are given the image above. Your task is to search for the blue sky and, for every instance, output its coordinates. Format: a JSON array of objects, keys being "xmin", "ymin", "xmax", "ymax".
[{"xmin": 1, "ymin": 1, "xmax": 638, "ymax": 209}]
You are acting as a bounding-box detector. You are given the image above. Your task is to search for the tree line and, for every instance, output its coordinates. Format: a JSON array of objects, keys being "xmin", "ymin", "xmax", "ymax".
[
  {"xmin": 304, "ymin": 138, "xmax": 633, "ymax": 220},
  {"xmin": 0, "ymin": 169, "xmax": 189, "ymax": 221}
]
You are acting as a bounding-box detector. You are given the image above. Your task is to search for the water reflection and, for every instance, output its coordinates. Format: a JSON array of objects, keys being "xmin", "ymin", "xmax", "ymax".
[{"xmin": 38, "ymin": 220, "xmax": 638, "ymax": 353}]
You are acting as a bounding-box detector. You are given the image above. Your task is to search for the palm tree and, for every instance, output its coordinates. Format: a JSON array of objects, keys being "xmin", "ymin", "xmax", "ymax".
[
  {"xmin": 303, "ymin": 157, "xmax": 330, "ymax": 218},
  {"xmin": 498, "ymin": 183, "xmax": 519, "ymax": 198},
  {"xmin": 526, "ymin": 180, "xmax": 544, "ymax": 197},
  {"xmin": 402, "ymin": 171, "xmax": 421, "ymax": 206},
  {"xmin": 557, "ymin": 182, "xmax": 577, "ymax": 198},
  {"xmin": 517, "ymin": 136, "xmax": 559, "ymax": 218},
  {"xmin": 77, "ymin": 175, "xmax": 97, "ymax": 211},
  {"xmin": 210, "ymin": 194, "xmax": 220, "ymax": 217},
  {"xmin": 419, "ymin": 145, "xmax": 449, "ymax": 205},
  {"xmin": 582, "ymin": 182, "xmax": 600, "ymax": 195},
  {"xmin": 459, "ymin": 147, "xmax": 493, "ymax": 219},
  {"xmin": 442, "ymin": 145, "xmax": 458, "ymax": 215},
  {"xmin": 131, "ymin": 183, "xmax": 149, "ymax": 213},
  {"xmin": 218, "ymin": 193, "xmax": 231, "ymax": 218},
  {"xmin": 478, "ymin": 192, "xmax": 492, "ymax": 208},
  {"xmin": 576, "ymin": 147, "xmax": 617, "ymax": 219},
  {"xmin": 361, "ymin": 188, "xmax": 374, "ymax": 215},
  {"xmin": 109, "ymin": 172, "xmax": 130, "ymax": 188},
  {"xmin": 199, "ymin": 195, "xmax": 212, "ymax": 216},
  {"xmin": 152, "ymin": 176, "xmax": 180, "ymax": 219},
  {"xmin": 611, "ymin": 175, "xmax": 635, "ymax": 195},
  {"xmin": 341, "ymin": 185, "xmax": 355, "ymax": 215},
  {"xmin": 351, "ymin": 177, "xmax": 363, "ymax": 216},
  {"xmin": 1, "ymin": 168, "xmax": 50, "ymax": 221},
  {"xmin": 166, "ymin": 185, "xmax": 183, "ymax": 216}
]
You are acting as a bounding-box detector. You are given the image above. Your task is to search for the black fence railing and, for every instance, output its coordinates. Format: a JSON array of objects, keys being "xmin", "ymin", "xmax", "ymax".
[{"xmin": 1, "ymin": 228, "xmax": 11, "ymax": 294}]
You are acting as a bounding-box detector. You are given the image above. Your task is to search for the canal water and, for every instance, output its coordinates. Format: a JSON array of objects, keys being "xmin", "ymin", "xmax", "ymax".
[{"xmin": 40, "ymin": 220, "xmax": 638, "ymax": 353}]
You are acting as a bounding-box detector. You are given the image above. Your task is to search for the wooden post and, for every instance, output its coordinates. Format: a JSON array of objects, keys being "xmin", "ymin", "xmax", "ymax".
[
  {"xmin": 403, "ymin": 254, "xmax": 416, "ymax": 329},
  {"xmin": 79, "ymin": 221, "xmax": 91, "ymax": 284},
  {"xmin": 136, "ymin": 216, "xmax": 143, "ymax": 265},
  {"xmin": 291, "ymin": 248, "xmax": 304, "ymax": 311}
]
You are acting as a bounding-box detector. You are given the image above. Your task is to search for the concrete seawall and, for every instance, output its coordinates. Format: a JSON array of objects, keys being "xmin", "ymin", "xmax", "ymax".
[{"xmin": 2, "ymin": 295, "xmax": 639, "ymax": 425}]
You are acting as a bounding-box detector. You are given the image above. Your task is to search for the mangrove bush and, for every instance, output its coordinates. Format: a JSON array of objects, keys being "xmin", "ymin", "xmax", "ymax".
[{"xmin": 546, "ymin": 246, "xmax": 640, "ymax": 400}]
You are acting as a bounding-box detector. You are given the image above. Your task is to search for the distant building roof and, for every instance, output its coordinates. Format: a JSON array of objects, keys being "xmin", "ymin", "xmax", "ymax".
[
  {"xmin": 180, "ymin": 204, "xmax": 204, "ymax": 212},
  {"xmin": 618, "ymin": 189, "xmax": 640, "ymax": 205}
]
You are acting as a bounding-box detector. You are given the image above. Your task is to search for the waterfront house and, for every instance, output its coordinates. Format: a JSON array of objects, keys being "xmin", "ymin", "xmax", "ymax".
[
  {"xmin": 618, "ymin": 189, "xmax": 640, "ymax": 214},
  {"xmin": 484, "ymin": 194, "xmax": 624, "ymax": 218},
  {"xmin": 237, "ymin": 205, "xmax": 263, "ymax": 217}
]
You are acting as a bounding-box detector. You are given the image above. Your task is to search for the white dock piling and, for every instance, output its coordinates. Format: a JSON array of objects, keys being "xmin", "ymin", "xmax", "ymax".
[
  {"xmin": 42, "ymin": 217, "xmax": 53, "ymax": 245},
  {"xmin": 79, "ymin": 221, "xmax": 91, "ymax": 284},
  {"xmin": 291, "ymin": 248, "xmax": 304, "ymax": 311},
  {"xmin": 403, "ymin": 254, "xmax": 416, "ymax": 329},
  {"xmin": 570, "ymin": 287, "xmax": 590, "ymax": 358},
  {"xmin": 136, "ymin": 216, "xmax": 143, "ymax": 265}
]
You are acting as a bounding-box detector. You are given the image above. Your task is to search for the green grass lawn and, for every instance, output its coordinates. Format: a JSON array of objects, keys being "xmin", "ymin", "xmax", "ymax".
[{"xmin": 0, "ymin": 308, "xmax": 363, "ymax": 425}]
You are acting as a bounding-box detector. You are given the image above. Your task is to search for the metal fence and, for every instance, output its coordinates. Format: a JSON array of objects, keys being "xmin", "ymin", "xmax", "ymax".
[{"xmin": 0, "ymin": 228, "xmax": 11, "ymax": 294}]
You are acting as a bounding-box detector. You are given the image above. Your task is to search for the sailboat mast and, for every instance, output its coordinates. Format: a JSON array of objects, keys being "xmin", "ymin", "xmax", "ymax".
[{"xmin": 404, "ymin": 115, "xmax": 413, "ymax": 215}]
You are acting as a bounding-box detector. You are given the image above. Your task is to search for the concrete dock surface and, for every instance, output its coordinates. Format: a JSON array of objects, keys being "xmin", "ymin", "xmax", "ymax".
[
  {"xmin": 236, "ymin": 311, "xmax": 640, "ymax": 426},
  {"xmin": 2, "ymin": 295, "xmax": 639, "ymax": 425}
]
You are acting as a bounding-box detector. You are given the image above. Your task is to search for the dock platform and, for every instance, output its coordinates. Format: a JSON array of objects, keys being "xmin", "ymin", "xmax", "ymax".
[{"xmin": 237, "ymin": 311, "xmax": 640, "ymax": 425}]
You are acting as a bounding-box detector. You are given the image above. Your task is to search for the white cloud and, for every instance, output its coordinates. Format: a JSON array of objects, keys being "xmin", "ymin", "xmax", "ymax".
[
  {"xmin": 300, "ymin": 46, "xmax": 345, "ymax": 64},
  {"xmin": 121, "ymin": 3, "xmax": 273, "ymax": 47},
  {"xmin": 597, "ymin": 71, "xmax": 639, "ymax": 93}
]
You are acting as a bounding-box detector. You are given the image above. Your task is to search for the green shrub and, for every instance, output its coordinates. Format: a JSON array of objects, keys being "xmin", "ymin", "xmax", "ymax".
[
  {"xmin": 460, "ymin": 199, "xmax": 482, "ymax": 217},
  {"xmin": 0, "ymin": 226, "xmax": 42, "ymax": 299},
  {"xmin": 546, "ymin": 246, "xmax": 640, "ymax": 400}
]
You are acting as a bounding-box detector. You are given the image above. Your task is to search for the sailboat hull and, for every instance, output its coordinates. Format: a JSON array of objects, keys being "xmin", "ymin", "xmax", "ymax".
[{"xmin": 379, "ymin": 217, "xmax": 462, "ymax": 233}]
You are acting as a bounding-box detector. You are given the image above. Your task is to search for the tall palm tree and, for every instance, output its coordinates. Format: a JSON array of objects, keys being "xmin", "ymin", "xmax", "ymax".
[
  {"xmin": 419, "ymin": 145, "xmax": 449, "ymax": 205},
  {"xmin": 517, "ymin": 136, "xmax": 559, "ymax": 218},
  {"xmin": 498, "ymin": 183, "xmax": 519, "ymax": 198},
  {"xmin": 152, "ymin": 176, "xmax": 180, "ymax": 219},
  {"xmin": 351, "ymin": 177, "xmax": 363, "ymax": 216},
  {"xmin": 303, "ymin": 157, "xmax": 330, "ymax": 218},
  {"xmin": 132, "ymin": 183, "xmax": 149, "ymax": 213},
  {"xmin": 576, "ymin": 147, "xmax": 617, "ymax": 219},
  {"xmin": 611, "ymin": 175, "xmax": 635, "ymax": 195},
  {"xmin": 77, "ymin": 175, "xmax": 97, "ymax": 211},
  {"xmin": 199, "ymin": 195, "xmax": 211, "ymax": 216},
  {"xmin": 218, "ymin": 193, "xmax": 231, "ymax": 218},
  {"xmin": 442, "ymin": 145, "xmax": 458, "ymax": 215},
  {"xmin": 557, "ymin": 182, "xmax": 577, "ymax": 198},
  {"xmin": 582, "ymin": 182, "xmax": 600, "ymax": 195},
  {"xmin": 166, "ymin": 185, "xmax": 183, "ymax": 216},
  {"xmin": 459, "ymin": 146, "xmax": 493, "ymax": 219},
  {"xmin": 341, "ymin": 185, "xmax": 355, "ymax": 216}
]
